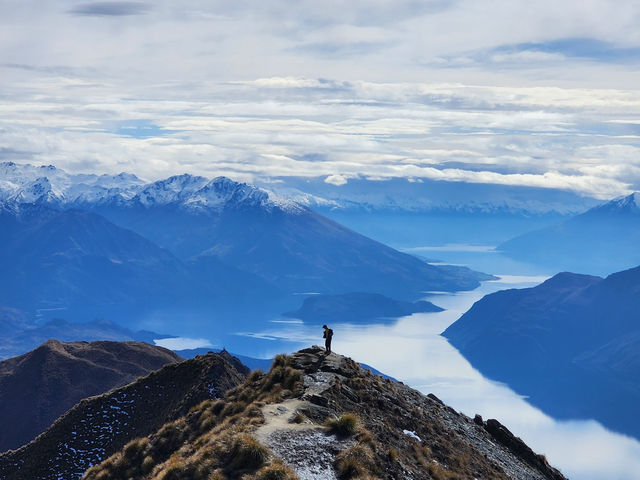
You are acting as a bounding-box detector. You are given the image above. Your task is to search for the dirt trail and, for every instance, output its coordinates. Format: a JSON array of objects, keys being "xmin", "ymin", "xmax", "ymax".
[{"xmin": 253, "ymin": 383, "xmax": 353, "ymax": 480}]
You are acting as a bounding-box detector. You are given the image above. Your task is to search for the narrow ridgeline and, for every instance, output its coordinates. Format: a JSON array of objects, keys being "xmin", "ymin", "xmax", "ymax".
[
  {"xmin": 0, "ymin": 351, "xmax": 248, "ymax": 479},
  {"xmin": 14, "ymin": 346, "xmax": 570, "ymax": 480}
]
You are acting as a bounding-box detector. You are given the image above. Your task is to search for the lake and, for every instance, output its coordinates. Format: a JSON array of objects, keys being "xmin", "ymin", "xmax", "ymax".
[{"xmin": 232, "ymin": 248, "xmax": 640, "ymax": 480}]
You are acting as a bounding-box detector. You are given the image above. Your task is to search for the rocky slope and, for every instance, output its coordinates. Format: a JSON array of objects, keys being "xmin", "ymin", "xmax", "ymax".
[
  {"xmin": 443, "ymin": 267, "xmax": 640, "ymax": 439},
  {"xmin": 0, "ymin": 351, "xmax": 248, "ymax": 479},
  {"xmin": 0, "ymin": 340, "xmax": 180, "ymax": 452},
  {"xmin": 79, "ymin": 347, "xmax": 565, "ymax": 480}
]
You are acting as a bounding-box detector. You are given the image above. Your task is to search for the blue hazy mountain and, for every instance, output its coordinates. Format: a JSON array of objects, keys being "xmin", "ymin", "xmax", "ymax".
[
  {"xmin": 259, "ymin": 175, "xmax": 599, "ymax": 247},
  {"xmin": 0, "ymin": 202, "xmax": 275, "ymax": 324},
  {"xmin": 0, "ymin": 314, "xmax": 175, "ymax": 360},
  {"xmin": 284, "ymin": 292, "xmax": 443, "ymax": 324},
  {"xmin": 69, "ymin": 174, "xmax": 494, "ymax": 300},
  {"xmin": 498, "ymin": 193, "xmax": 640, "ymax": 275},
  {"xmin": 443, "ymin": 266, "xmax": 640, "ymax": 439},
  {"xmin": 0, "ymin": 163, "xmax": 491, "ymax": 331}
]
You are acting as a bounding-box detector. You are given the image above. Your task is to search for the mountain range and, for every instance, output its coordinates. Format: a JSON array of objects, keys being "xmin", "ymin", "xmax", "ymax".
[
  {"xmin": 260, "ymin": 176, "xmax": 600, "ymax": 247},
  {"xmin": 0, "ymin": 315, "xmax": 175, "ymax": 361},
  {"xmin": 0, "ymin": 162, "xmax": 491, "ymax": 332},
  {"xmin": 499, "ymin": 192, "xmax": 640, "ymax": 275},
  {"xmin": 443, "ymin": 265, "xmax": 640, "ymax": 439},
  {"xmin": 0, "ymin": 345, "xmax": 567, "ymax": 480},
  {"xmin": 0, "ymin": 340, "xmax": 180, "ymax": 452}
]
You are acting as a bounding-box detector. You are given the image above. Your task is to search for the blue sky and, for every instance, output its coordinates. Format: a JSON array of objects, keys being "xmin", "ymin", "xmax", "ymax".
[{"xmin": 1, "ymin": 0, "xmax": 640, "ymax": 198}]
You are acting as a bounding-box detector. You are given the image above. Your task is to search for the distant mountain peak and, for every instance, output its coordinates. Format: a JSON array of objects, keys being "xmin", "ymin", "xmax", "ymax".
[
  {"xmin": 598, "ymin": 192, "xmax": 640, "ymax": 214},
  {"xmin": 11, "ymin": 177, "xmax": 61, "ymax": 205},
  {"xmin": 182, "ymin": 175, "xmax": 304, "ymax": 213}
]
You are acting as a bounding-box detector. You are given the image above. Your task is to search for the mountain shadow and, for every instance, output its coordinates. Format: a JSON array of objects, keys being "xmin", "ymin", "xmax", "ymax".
[{"xmin": 443, "ymin": 266, "xmax": 640, "ymax": 439}]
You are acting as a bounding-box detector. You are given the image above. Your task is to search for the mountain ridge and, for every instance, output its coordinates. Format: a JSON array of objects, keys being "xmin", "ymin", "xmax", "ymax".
[
  {"xmin": 0, "ymin": 346, "xmax": 567, "ymax": 479},
  {"xmin": 0, "ymin": 340, "xmax": 181, "ymax": 452},
  {"xmin": 0, "ymin": 350, "xmax": 248, "ymax": 479},
  {"xmin": 443, "ymin": 265, "xmax": 640, "ymax": 439},
  {"xmin": 499, "ymin": 192, "xmax": 640, "ymax": 274}
]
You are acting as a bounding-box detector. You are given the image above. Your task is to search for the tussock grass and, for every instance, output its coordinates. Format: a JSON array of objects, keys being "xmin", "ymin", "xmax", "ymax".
[
  {"xmin": 224, "ymin": 434, "xmax": 268, "ymax": 473},
  {"xmin": 255, "ymin": 460, "xmax": 298, "ymax": 480},
  {"xmin": 334, "ymin": 445, "xmax": 374, "ymax": 479},
  {"xmin": 326, "ymin": 413, "xmax": 359, "ymax": 438},
  {"xmin": 84, "ymin": 354, "xmax": 304, "ymax": 480}
]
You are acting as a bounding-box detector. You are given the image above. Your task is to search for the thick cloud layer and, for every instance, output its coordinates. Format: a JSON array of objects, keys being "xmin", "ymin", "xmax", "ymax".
[{"xmin": 1, "ymin": 0, "xmax": 639, "ymax": 197}]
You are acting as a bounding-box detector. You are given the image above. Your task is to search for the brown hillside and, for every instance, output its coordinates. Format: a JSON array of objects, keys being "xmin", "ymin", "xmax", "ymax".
[
  {"xmin": 0, "ymin": 350, "xmax": 247, "ymax": 479},
  {"xmin": 0, "ymin": 340, "xmax": 181, "ymax": 452}
]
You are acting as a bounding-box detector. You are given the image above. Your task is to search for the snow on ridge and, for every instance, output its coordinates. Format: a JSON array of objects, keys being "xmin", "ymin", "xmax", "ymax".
[
  {"xmin": 609, "ymin": 191, "xmax": 640, "ymax": 210},
  {"xmin": 0, "ymin": 162, "xmax": 146, "ymax": 205},
  {"xmin": 0, "ymin": 162, "xmax": 307, "ymax": 214},
  {"xmin": 134, "ymin": 174, "xmax": 209, "ymax": 206}
]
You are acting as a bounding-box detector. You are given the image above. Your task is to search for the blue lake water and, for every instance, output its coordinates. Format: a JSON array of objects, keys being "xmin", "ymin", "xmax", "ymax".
[{"xmin": 158, "ymin": 247, "xmax": 640, "ymax": 479}]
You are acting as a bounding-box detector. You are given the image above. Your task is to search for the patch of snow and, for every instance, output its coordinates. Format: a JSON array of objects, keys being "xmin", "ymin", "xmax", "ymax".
[{"xmin": 403, "ymin": 429, "xmax": 422, "ymax": 442}]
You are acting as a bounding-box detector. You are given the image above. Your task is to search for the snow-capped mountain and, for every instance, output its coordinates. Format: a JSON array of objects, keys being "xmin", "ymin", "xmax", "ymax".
[
  {"xmin": 0, "ymin": 162, "xmax": 302, "ymax": 214},
  {"xmin": 0, "ymin": 162, "xmax": 493, "ymax": 328},
  {"xmin": 260, "ymin": 175, "xmax": 601, "ymax": 215},
  {"xmin": 134, "ymin": 174, "xmax": 303, "ymax": 213},
  {"xmin": 589, "ymin": 192, "xmax": 640, "ymax": 215},
  {"xmin": 0, "ymin": 162, "xmax": 145, "ymax": 205}
]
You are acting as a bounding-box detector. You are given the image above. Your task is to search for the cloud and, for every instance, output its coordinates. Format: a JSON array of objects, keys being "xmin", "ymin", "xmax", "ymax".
[
  {"xmin": 324, "ymin": 174, "xmax": 348, "ymax": 186},
  {"xmin": 2, "ymin": 1, "xmax": 640, "ymax": 200},
  {"xmin": 68, "ymin": 2, "xmax": 151, "ymax": 16},
  {"xmin": 1, "ymin": 75, "xmax": 639, "ymax": 198}
]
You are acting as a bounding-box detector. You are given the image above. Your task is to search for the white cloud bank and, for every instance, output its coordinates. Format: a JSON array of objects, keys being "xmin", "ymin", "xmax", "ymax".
[{"xmin": 1, "ymin": 0, "xmax": 640, "ymax": 199}]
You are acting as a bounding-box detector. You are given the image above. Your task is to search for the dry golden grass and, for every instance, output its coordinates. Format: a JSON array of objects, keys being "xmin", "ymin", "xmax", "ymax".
[{"xmin": 83, "ymin": 355, "xmax": 303, "ymax": 480}]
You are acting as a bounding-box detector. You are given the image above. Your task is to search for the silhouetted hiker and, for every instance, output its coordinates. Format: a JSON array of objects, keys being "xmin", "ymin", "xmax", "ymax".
[{"xmin": 323, "ymin": 324, "xmax": 333, "ymax": 354}]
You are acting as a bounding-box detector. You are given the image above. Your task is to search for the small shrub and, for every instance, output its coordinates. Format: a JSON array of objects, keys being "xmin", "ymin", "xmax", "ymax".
[
  {"xmin": 326, "ymin": 413, "xmax": 359, "ymax": 438},
  {"xmin": 387, "ymin": 447, "xmax": 398, "ymax": 462},
  {"xmin": 256, "ymin": 461, "xmax": 298, "ymax": 480},
  {"xmin": 141, "ymin": 455, "xmax": 155, "ymax": 474},
  {"xmin": 282, "ymin": 367, "xmax": 302, "ymax": 391},
  {"xmin": 248, "ymin": 369, "xmax": 264, "ymax": 382},
  {"xmin": 224, "ymin": 434, "xmax": 268, "ymax": 474},
  {"xmin": 428, "ymin": 461, "xmax": 452, "ymax": 480},
  {"xmin": 210, "ymin": 400, "xmax": 225, "ymax": 415},
  {"xmin": 220, "ymin": 401, "xmax": 244, "ymax": 418},
  {"xmin": 290, "ymin": 412, "xmax": 305, "ymax": 424},
  {"xmin": 272, "ymin": 354, "xmax": 289, "ymax": 368},
  {"xmin": 123, "ymin": 438, "xmax": 148, "ymax": 461},
  {"xmin": 334, "ymin": 445, "xmax": 373, "ymax": 479}
]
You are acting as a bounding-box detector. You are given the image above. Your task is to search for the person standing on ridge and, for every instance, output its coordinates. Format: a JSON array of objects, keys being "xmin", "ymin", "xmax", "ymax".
[{"xmin": 323, "ymin": 324, "xmax": 333, "ymax": 354}]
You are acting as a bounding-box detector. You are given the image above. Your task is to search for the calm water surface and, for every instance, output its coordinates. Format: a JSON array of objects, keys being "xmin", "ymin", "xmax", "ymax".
[{"xmin": 236, "ymin": 250, "xmax": 640, "ymax": 480}]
